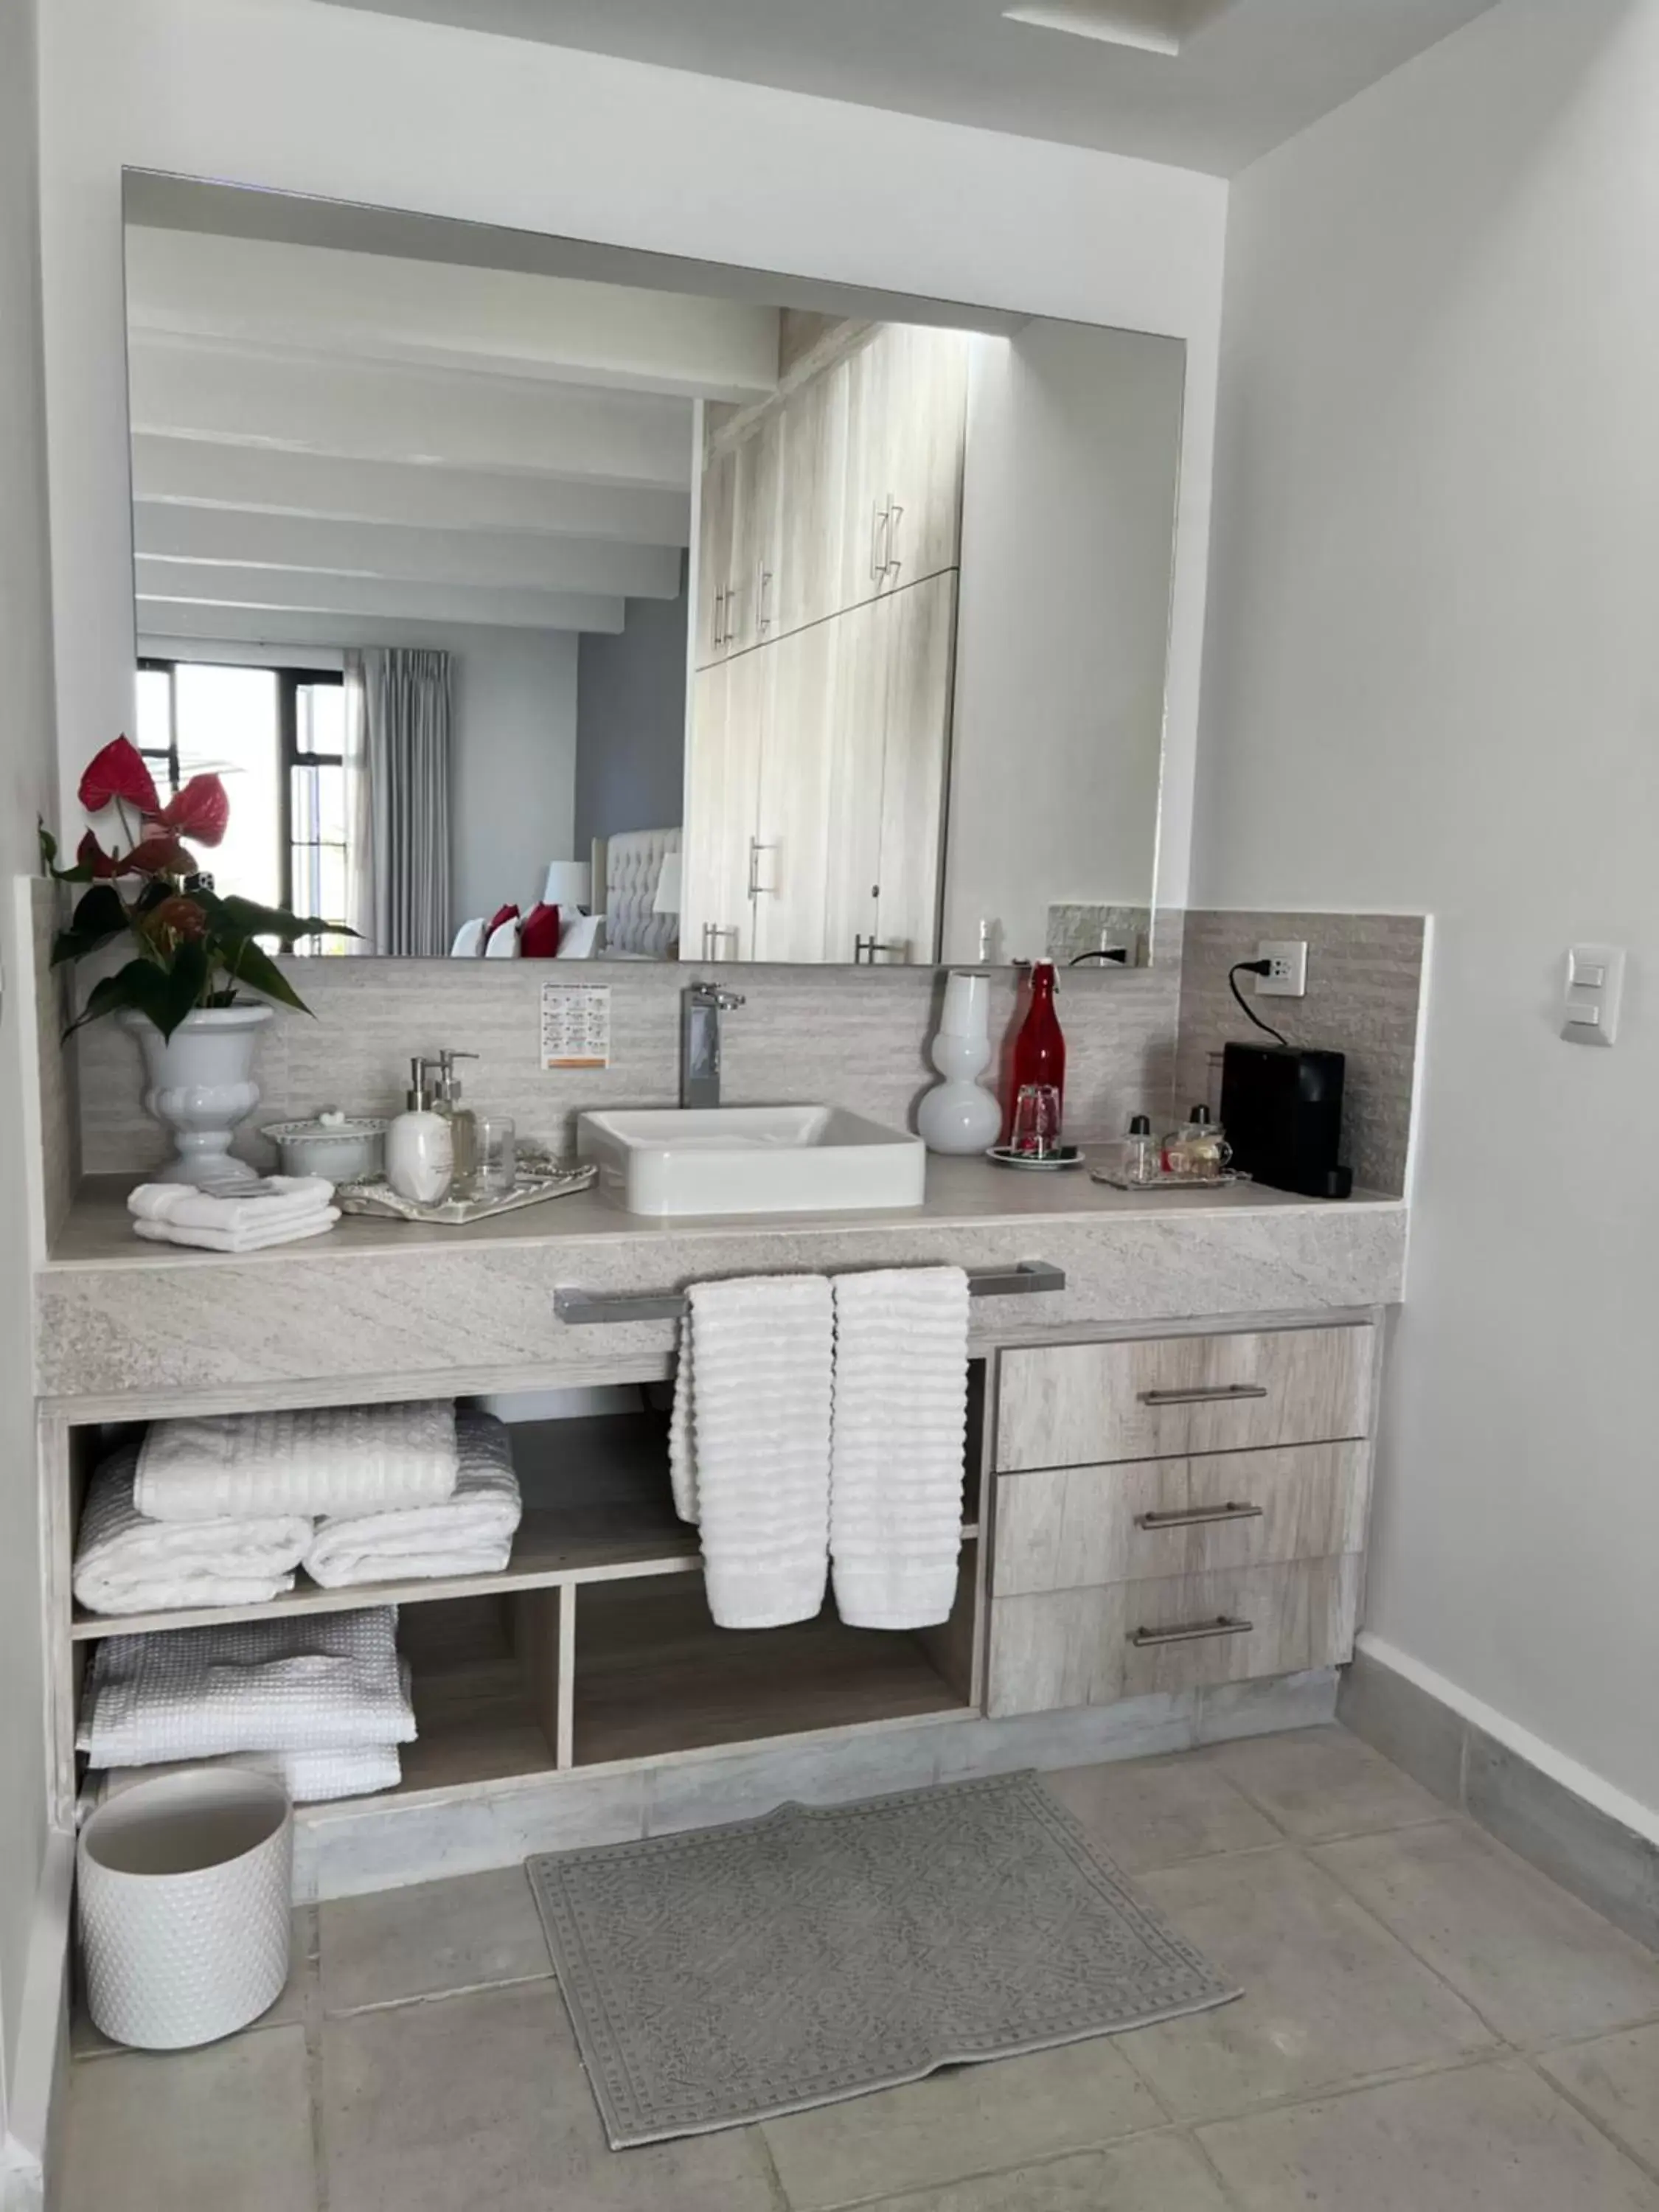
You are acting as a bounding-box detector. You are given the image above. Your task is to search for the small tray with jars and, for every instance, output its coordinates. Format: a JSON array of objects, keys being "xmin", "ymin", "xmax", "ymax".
[{"xmin": 1090, "ymin": 1105, "xmax": 1249, "ymax": 1192}]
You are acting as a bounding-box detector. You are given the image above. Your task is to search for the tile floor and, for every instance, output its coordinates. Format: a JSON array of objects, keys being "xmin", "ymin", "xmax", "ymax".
[{"xmin": 59, "ymin": 1725, "xmax": 1659, "ymax": 2211}]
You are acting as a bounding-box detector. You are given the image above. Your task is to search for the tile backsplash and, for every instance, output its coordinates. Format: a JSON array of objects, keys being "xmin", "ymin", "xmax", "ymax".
[{"xmin": 57, "ymin": 905, "xmax": 1427, "ymax": 1199}]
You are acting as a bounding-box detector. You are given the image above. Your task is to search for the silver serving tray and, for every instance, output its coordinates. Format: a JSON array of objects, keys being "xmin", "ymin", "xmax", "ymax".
[{"xmin": 336, "ymin": 1158, "xmax": 597, "ymax": 1224}]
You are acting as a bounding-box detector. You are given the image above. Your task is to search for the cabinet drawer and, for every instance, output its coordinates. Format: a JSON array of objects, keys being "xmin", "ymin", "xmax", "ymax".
[
  {"xmin": 995, "ymin": 1327, "xmax": 1374, "ymax": 1472},
  {"xmin": 992, "ymin": 1444, "xmax": 1366, "ymax": 1596},
  {"xmin": 986, "ymin": 1556, "xmax": 1360, "ymax": 1717}
]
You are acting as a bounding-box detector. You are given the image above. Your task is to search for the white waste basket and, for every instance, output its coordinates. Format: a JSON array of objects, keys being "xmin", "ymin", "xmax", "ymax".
[{"xmin": 77, "ymin": 1767, "xmax": 292, "ymax": 2049}]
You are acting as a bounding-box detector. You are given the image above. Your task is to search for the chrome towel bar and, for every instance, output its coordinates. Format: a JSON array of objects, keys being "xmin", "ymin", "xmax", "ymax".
[{"xmin": 554, "ymin": 1260, "xmax": 1065, "ymax": 1327}]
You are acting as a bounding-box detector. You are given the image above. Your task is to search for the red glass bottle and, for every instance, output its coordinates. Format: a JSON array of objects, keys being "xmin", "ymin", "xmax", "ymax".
[{"xmin": 1005, "ymin": 959, "xmax": 1065, "ymax": 1141}]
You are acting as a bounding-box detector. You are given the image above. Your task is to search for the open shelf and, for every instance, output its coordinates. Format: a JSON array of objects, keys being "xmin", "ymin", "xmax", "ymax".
[{"xmin": 571, "ymin": 1565, "xmax": 975, "ymax": 1768}]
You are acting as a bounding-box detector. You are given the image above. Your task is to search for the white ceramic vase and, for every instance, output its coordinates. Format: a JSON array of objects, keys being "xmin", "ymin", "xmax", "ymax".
[
  {"xmin": 918, "ymin": 972, "xmax": 1002, "ymax": 1156},
  {"xmin": 119, "ymin": 1002, "xmax": 274, "ymax": 1189}
]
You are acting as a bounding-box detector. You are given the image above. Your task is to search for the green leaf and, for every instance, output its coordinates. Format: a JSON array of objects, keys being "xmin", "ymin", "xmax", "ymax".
[
  {"xmin": 215, "ymin": 894, "xmax": 354, "ymax": 944},
  {"xmin": 39, "ymin": 818, "xmax": 93, "ymax": 886},
  {"xmin": 220, "ymin": 936, "xmax": 312, "ymax": 1015},
  {"xmin": 50, "ymin": 883, "xmax": 132, "ymax": 967},
  {"xmin": 64, "ymin": 959, "xmax": 170, "ymax": 1037}
]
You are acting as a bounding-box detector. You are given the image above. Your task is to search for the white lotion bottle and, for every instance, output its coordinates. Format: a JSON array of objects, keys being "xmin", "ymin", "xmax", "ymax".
[{"xmin": 385, "ymin": 1057, "xmax": 453, "ymax": 1204}]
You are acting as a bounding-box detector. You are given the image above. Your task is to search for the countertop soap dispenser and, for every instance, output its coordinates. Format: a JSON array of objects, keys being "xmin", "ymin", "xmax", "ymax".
[
  {"xmin": 386, "ymin": 1057, "xmax": 453, "ymax": 1205},
  {"xmin": 431, "ymin": 1049, "xmax": 480, "ymax": 1199}
]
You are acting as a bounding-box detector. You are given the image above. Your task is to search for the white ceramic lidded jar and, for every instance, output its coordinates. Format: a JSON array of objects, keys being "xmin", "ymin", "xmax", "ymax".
[
  {"xmin": 917, "ymin": 970, "xmax": 1004, "ymax": 1155},
  {"xmin": 384, "ymin": 1058, "xmax": 453, "ymax": 1203}
]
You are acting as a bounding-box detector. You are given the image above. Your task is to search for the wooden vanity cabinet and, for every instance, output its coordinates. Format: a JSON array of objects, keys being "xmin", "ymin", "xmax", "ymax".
[{"xmin": 985, "ymin": 1323, "xmax": 1377, "ymax": 1719}]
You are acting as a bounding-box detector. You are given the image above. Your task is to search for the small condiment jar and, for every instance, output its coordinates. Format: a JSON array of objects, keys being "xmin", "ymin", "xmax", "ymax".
[
  {"xmin": 1122, "ymin": 1113, "xmax": 1161, "ymax": 1186},
  {"xmin": 1163, "ymin": 1104, "xmax": 1231, "ymax": 1179}
]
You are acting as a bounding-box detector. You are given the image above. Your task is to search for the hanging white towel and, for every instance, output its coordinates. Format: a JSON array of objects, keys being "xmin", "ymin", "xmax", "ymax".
[
  {"xmin": 78, "ymin": 1605, "xmax": 416, "ymax": 1767},
  {"xmin": 136, "ymin": 1401, "xmax": 459, "ymax": 1523},
  {"xmin": 72, "ymin": 1445, "xmax": 312, "ymax": 1617},
  {"xmin": 830, "ymin": 1266, "xmax": 970, "ymax": 1630},
  {"xmin": 669, "ymin": 1275, "xmax": 834, "ymax": 1629},
  {"xmin": 302, "ymin": 1410, "xmax": 521, "ymax": 1587}
]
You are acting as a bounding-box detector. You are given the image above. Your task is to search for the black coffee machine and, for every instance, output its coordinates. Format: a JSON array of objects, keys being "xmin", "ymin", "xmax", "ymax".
[{"xmin": 1220, "ymin": 1043, "xmax": 1353, "ymax": 1200}]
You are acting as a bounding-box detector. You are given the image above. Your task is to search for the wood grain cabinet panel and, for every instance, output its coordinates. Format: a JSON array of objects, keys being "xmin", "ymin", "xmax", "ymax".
[
  {"xmin": 995, "ymin": 1326, "xmax": 1374, "ymax": 1472},
  {"xmin": 986, "ymin": 1555, "xmax": 1363, "ymax": 1718},
  {"xmin": 992, "ymin": 1443, "xmax": 1367, "ymax": 1596}
]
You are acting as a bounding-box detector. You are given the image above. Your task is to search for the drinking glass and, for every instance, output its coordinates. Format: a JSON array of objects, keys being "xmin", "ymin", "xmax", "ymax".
[
  {"xmin": 1010, "ymin": 1083, "xmax": 1062, "ymax": 1158},
  {"xmin": 477, "ymin": 1115, "xmax": 517, "ymax": 1197}
]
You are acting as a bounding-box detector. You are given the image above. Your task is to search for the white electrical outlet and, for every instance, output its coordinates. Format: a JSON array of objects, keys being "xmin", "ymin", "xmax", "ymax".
[{"xmin": 1256, "ymin": 939, "xmax": 1308, "ymax": 998}]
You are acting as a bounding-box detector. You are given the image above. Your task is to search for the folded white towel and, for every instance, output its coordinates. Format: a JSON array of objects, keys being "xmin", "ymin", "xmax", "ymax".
[
  {"xmin": 101, "ymin": 1725, "xmax": 406, "ymax": 1806},
  {"xmin": 78, "ymin": 1606, "xmax": 415, "ymax": 1767},
  {"xmin": 830, "ymin": 1267, "xmax": 970, "ymax": 1630},
  {"xmin": 132, "ymin": 1210, "xmax": 340, "ymax": 1254},
  {"xmin": 303, "ymin": 1410, "xmax": 521, "ymax": 1588},
  {"xmin": 669, "ymin": 1275, "xmax": 834, "ymax": 1630},
  {"xmin": 136, "ymin": 1401, "xmax": 459, "ymax": 1523},
  {"xmin": 72, "ymin": 1445, "xmax": 312, "ymax": 1617},
  {"xmin": 128, "ymin": 1176, "xmax": 335, "ymax": 1231}
]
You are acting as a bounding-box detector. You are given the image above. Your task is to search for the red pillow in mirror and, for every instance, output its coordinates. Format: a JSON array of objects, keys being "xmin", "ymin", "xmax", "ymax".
[
  {"xmin": 520, "ymin": 902, "xmax": 563, "ymax": 958},
  {"xmin": 484, "ymin": 902, "xmax": 520, "ymax": 939}
]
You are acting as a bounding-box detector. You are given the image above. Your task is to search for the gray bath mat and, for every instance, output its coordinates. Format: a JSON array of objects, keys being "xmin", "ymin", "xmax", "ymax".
[{"xmin": 526, "ymin": 1771, "xmax": 1239, "ymax": 2147}]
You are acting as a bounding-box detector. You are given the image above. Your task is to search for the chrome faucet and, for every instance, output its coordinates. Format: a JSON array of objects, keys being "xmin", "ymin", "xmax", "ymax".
[{"xmin": 681, "ymin": 981, "xmax": 745, "ymax": 1109}]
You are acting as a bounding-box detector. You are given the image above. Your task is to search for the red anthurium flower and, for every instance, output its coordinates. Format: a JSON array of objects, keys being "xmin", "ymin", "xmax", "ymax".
[
  {"xmin": 153, "ymin": 773, "xmax": 229, "ymax": 849},
  {"xmin": 122, "ymin": 833, "xmax": 198, "ymax": 877},
  {"xmin": 144, "ymin": 894, "xmax": 209, "ymax": 942},
  {"xmin": 75, "ymin": 830, "xmax": 121, "ymax": 880},
  {"xmin": 78, "ymin": 736, "xmax": 159, "ymax": 817}
]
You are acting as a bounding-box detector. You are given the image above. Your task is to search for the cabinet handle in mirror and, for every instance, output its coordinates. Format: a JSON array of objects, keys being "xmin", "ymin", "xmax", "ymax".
[
  {"xmin": 722, "ymin": 582, "xmax": 740, "ymax": 647},
  {"xmin": 1138, "ymin": 1384, "xmax": 1270, "ymax": 1407},
  {"xmin": 870, "ymin": 501, "xmax": 891, "ymax": 583},
  {"xmin": 1135, "ymin": 1503, "xmax": 1265, "ymax": 1531},
  {"xmin": 748, "ymin": 839, "xmax": 776, "ymax": 898},
  {"xmin": 757, "ymin": 564, "xmax": 773, "ymax": 635},
  {"xmin": 712, "ymin": 588, "xmax": 725, "ymax": 650},
  {"xmin": 1130, "ymin": 1615, "xmax": 1253, "ymax": 1649},
  {"xmin": 885, "ymin": 500, "xmax": 904, "ymax": 576}
]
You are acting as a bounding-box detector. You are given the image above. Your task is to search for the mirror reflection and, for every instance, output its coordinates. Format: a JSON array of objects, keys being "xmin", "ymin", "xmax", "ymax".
[{"xmin": 122, "ymin": 178, "xmax": 1184, "ymax": 968}]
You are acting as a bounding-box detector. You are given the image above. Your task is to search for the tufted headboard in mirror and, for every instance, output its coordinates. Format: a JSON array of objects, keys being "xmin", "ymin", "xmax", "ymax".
[{"xmin": 593, "ymin": 827, "xmax": 682, "ymax": 959}]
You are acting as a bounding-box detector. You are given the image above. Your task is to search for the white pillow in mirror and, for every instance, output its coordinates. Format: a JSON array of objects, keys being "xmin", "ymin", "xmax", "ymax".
[
  {"xmin": 554, "ymin": 914, "xmax": 605, "ymax": 959},
  {"xmin": 451, "ymin": 917, "xmax": 487, "ymax": 957},
  {"xmin": 484, "ymin": 918, "xmax": 522, "ymax": 958}
]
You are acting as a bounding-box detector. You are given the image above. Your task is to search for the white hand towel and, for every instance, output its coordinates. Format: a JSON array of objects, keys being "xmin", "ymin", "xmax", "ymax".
[
  {"xmin": 72, "ymin": 1445, "xmax": 312, "ymax": 1616},
  {"xmin": 670, "ymin": 1275, "xmax": 833, "ymax": 1629},
  {"xmin": 303, "ymin": 1410, "xmax": 521, "ymax": 1587},
  {"xmin": 830, "ymin": 1266, "xmax": 970, "ymax": 1630},
  {"xmin": 131, "ymin": 1210, "xmax": 340, "ymax": 1254},
  {"xmin": 128, "ymin": 1176, "xmax": 335, "ymax": 1231},
  {"xmin": 78, "ymin": 1605, "xmax": 415, "ymax": 1767},
  {"xmin": 101, "ymin": 1727, "xmax": 406, "ymax": 1806},
  {"xmin": 136, "ymin": 1400, "xmax": 459, "ymax": 1523}
]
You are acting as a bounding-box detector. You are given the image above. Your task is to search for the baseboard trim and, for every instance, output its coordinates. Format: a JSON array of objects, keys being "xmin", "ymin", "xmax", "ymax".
[
  {"xmin": 1341, "ymin": 1637, "xmax": 1659, "ymax": 1951},
  {"xmin": 3, "ymin": 1829, "xmax": 73, "ymax": 2208}
]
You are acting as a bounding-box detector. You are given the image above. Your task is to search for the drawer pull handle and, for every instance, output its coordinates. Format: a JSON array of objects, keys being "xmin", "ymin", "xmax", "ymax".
[
  {"xmin": 1130, "ymin": 1615, "xmax": 1253, "ymax": 1649},
  {"xmin": 1135, "ymin": 1503, "xmax": 1265, "ymax": 1531},
  {"xmin": 1138, "ymin": 1384, "xmax": 1270, "ymax": 1407}
]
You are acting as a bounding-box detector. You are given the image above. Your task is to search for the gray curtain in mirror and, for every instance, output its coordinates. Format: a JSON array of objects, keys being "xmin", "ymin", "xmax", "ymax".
[{"xmin": 350, "ymin": 647, "xmax": 452, "ymax": 956}]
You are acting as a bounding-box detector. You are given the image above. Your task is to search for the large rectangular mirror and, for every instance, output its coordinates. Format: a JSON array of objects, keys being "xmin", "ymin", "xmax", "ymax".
[{"xmin": 121, "ymin": 175, "xmax": 1185, "ymax": 970}]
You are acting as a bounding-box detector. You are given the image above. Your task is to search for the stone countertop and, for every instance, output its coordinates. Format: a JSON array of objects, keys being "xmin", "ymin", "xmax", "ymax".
[{"xmin": 37, "ymin": 1159, "xmax": 1405, "ymax": 1408}]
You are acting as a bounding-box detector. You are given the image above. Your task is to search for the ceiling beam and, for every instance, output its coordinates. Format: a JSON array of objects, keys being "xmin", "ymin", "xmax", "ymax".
[
  {"xmin": 134, "ymin": 560, "xmax": 626, "ymax": 633},
  {"xmin": 127, "ymin": 227, "xmax": 782, "ymax": 403},
  {"xmin": 135, "ymin": 504, "xmax": 683, "ymax": 599},
  {"xmin": 128, "ymin": 336, "xmax": 695, "ymax": 490},
  {"xmin": 131, "ymin": 436, "xmax": 692, "ymax": 545},
  {"xmin": 138, "ymin": 606, "xmax": 597, "ymax": 653}
]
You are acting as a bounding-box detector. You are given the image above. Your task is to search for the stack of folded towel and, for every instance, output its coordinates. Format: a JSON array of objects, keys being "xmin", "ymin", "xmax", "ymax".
[
  {"xmin": 128, "ymin": 1175, "xmax": 340, "ymax": 1253},
  {"xmin": 73, "ymin": 1443, "xmax": 312, "ymax": 1615},
  {"xmin": 305, "ymin": 1408, "xmax": 522, "ymax": 1587},
  {"xmin": 670, "ymin": 1265, "xmax": 970, "ymax": 1633},
  {"xmin": 78, "ymin": 1606, "xmax": 416, "ymax": 1801},
  {"xmin": 134, "ymin": 1400, "xmax": 463, "ymax": 1522}
]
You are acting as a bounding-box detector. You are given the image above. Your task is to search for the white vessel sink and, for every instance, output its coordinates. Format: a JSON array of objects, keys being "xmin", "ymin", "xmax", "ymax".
[{"xmin": 577, "ymin": 1105, "xmax": 927, "ymax": 1217}]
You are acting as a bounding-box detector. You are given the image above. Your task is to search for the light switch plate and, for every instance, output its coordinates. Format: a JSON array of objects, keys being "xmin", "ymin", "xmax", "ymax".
[
  {"xmin": 1563, "ymin": 943, "xmax": 1625, "ymax": 1047},
  {"xmin": 1256, "ymin": 939, "xmax": 1308, "ymax": 998}
]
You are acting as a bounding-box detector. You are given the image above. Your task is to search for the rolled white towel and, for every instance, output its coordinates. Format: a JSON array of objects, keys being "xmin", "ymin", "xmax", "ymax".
[
  {"xmin": 128, "ymin": 1176, "xmax": 335, "ymax": 1231},
  {"xmin": 136, "ymin": 1401, "xmax": 459, "ymax": 1523},
  {"xmin": 671, "ymin": 1274, "xmax": 834, "ymax": 1630},
  {"xmin": 830, "ymin": 1266, "xmax": 970, "ymax": 1630},
  {"xmin": 73, "ymin": 1445, "xmax": 311, "ymax": 1616},
  {"xmin": 78, "ymin": 1606, "xmax": 415, "ymax": 1767},
  {"xmin": 132, "ymin": 1210, "xmax": 339, "ymax": 1254},
  {"xmin": 303, "ymin": 1409, "xmax": 521, "ymax": 1588}
]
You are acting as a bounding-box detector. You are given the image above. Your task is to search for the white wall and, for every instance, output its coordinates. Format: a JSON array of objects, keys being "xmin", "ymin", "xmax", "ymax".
[
  {"xmin": 0, "ymin": 0, "xmax": 57, "ymax": 2158},
  {"xmin": 1194, "ymin": 0, "xmax": 1659, "ymax": 1817},
  {"xmin": 446, "ymin": 627, "xmax": 580, "ymax": 925},
  {"xmin": 946, "ymin": 321, "xmax": 1186, "ymax": 964},
  {"xmin": 35, "ymin": 0, "xmax": 1226, "ymax": 925}
]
